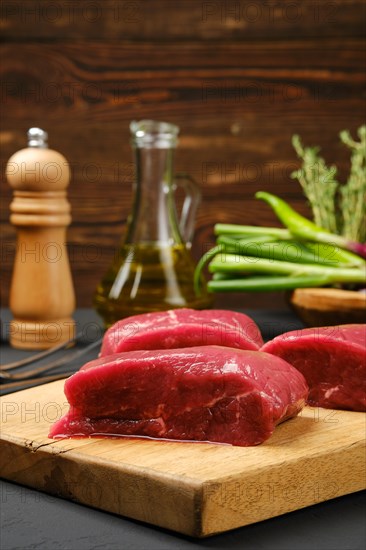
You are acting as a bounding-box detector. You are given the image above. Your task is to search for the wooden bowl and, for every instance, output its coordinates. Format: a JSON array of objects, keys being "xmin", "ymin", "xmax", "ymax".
[{"xmin": 289, "ymin": 288, "xmax": 366, "ymax": 327}]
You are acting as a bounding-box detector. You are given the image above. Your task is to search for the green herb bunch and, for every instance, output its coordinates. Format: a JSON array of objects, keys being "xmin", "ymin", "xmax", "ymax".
[{"xmin": 291, "ymin": 126, "xmax": 366, "ymax": 243}]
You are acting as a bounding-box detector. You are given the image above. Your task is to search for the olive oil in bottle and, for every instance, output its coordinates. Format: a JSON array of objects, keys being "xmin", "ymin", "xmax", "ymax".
[{"xmin": 94, "ymin": 120, "xmax": 211, "ymax": 327}]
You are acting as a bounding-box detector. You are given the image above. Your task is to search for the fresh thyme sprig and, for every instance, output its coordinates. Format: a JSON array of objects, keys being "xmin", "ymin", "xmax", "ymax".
[
  {"xmin": 339, "ymin": 126, "xmax": 366, "ymax": 243},
  {"xmin": 291, "ymin": 126, "xmax": 366, "ymax": 243},
  {"xmin": 291, "ymin": 135, "xmax": 338, "ymax": 233}
]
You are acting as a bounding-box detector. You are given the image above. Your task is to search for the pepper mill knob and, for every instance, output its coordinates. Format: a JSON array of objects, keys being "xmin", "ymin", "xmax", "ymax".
[
  {"xmin": 27, "ymin": 127, "xmax": 48, "ymax": 148},
  {"xmin": 6, "ymin": 128, "xmax": 76, "ymax": 349}
]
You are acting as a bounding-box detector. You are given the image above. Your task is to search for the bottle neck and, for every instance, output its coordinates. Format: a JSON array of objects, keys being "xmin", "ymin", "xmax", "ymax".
[{"xmin": 125, "ymin": 145, "xmax": 182, "ymax": 246}]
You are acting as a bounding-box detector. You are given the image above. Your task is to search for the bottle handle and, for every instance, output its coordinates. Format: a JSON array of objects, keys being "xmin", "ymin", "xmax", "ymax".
[{"xmin": 173, "ymin": 173, "xmax": 201, "ymax": 248}]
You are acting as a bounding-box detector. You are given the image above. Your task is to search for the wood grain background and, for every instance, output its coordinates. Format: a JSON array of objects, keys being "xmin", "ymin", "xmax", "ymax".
[{"xmin": 1, "ymin": 1, "xmax": 365, "ymax": 310}]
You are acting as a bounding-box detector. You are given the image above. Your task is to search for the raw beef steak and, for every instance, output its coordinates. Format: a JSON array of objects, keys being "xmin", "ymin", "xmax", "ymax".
[
  {"xmin": 100, "ymin": 309, "xmax": 264, "ymax": 356},
  {"xmin": 261, "ymin": 324, "xmax": 366, "ymax": 411},
  {"xmin": 49, "ymin": 346, "xmax": 308, "ymax": 446}
]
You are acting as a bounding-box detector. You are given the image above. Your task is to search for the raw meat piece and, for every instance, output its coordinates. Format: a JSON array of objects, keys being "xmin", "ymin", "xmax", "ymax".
[
  {"xmin": 100, "ymin": 309, "xmax": 264, "ymax": 356},
  {"xmin": 261, "ymin": 324, "xmax": 366, "ymax": 411},
  {"xmin": 49, "ymin": 346, "xmax": 308, "ymax": 446}
]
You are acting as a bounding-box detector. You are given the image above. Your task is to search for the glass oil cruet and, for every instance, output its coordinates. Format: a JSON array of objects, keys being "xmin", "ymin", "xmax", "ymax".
[{"xmin": 94, "ymin": 120, "xmax": 211, "ymax": 327}]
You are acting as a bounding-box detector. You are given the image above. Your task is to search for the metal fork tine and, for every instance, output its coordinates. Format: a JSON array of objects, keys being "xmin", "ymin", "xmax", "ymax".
[
  {"xmin": 0, "ymin": 338, "xmax": 103, "ymax": 382},
  {"xmin": 0, "ymin": 372, "xmax": 72, "ymax": 392},
  {"xmin": 1, "ymin": 331, "xmax": 84, "ymax": 371}
]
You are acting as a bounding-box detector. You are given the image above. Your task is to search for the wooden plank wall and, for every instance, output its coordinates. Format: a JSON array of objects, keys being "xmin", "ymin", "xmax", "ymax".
[{"xmin": 1, "ymin": 1, "xmax": 365, "ymax": 310}]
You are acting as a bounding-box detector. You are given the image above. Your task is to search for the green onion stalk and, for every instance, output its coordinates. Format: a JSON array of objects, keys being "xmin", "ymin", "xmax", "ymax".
[{"xmin": 208, "ymin": 254, "xmax": 365, "ymax": 284}]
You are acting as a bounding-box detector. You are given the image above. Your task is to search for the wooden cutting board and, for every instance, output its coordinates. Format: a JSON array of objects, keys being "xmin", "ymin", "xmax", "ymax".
[{"xmin": 1, "ymin": 381, "xmax": 365, "ymax": 537}]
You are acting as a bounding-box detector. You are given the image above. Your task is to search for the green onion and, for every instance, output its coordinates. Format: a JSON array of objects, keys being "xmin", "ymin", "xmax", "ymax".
[
  {"xmin": 208, "ymin": 274, "xmax": 331, "ymax": 292},
  {"xmin": 214, "ymin": 224, "xmax": 291, "ymax": 239},
  {"xmin": 216, "ymin": 235, "xmax": 347, "ymax": 266},
  {"xmin": 194, "ymin": 192, "xmax": 366, "ymax": 296},
  {"xmin": 303, "ymin": 242, "xmax": 364, "ymax": 267},
  {"xmin": 208, "ymin": 254, "xmax": 366, "ymax": 284},
  {"xmin": 194, "ymin": 244, "xmax": 224, "ymax": 295}
]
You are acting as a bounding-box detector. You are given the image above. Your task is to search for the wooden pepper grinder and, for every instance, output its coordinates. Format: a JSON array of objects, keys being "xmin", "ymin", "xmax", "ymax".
[{"xmin": 6, "ymin": 128, "xmax": 75, "ymax": 349}]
